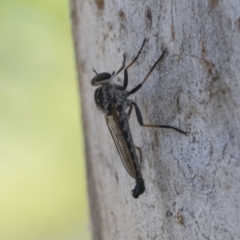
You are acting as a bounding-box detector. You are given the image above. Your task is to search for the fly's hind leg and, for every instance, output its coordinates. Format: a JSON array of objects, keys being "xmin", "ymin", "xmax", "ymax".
[{"xmin": 129, "ymin": 100, "xmax": 187, "ymax": 135}]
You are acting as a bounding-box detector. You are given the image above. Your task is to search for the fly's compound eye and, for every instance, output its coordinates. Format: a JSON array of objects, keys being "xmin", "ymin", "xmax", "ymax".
[{"xmin": 91, "ymin": 72, "xmax": 112, "ymax": 86}]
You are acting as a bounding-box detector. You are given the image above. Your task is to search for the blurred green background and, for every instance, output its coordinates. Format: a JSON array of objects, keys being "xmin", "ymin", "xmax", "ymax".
[{"xmin": 0, "ymin": 1, "xmax": 91, "ymax": 240}]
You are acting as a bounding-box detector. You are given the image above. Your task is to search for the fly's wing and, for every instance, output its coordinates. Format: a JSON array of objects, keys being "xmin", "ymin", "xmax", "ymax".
[{"xmin": 105, "ymin": 107, "xmax": 137, "ymax": 179}]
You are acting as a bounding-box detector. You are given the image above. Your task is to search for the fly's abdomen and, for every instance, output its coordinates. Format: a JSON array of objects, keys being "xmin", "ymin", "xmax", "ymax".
[
  {"xmin": 118, "ymin": 111, "xmax": 143, "ymax": 180},
  {"xmin": 132, "ymin": 178, "xmax": 145, "ymax": 198}
]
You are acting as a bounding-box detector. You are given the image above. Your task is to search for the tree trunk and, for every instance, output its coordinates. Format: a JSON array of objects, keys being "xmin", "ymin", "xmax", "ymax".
[{"xmin": 69, "ymin": 0, "xmax": 240, "ymax": 239}]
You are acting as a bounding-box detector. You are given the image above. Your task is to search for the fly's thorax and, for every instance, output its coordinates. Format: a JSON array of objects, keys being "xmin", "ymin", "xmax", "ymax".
[
  {"xmin": 94, "ymin": 84, "xmax": 128, "ymax": 114},
  {"xmin": 94, "ymin": 86, "xmax": 110, "ymax": 114}
]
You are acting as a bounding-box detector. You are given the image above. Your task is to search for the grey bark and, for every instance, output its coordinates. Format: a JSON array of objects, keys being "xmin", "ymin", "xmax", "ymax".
[{"xmin": 69, "ymin": 0, "xmax": 240, "ymax": 239}]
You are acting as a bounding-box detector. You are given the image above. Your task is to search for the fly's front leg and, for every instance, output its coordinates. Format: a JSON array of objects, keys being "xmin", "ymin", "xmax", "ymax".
[
  {"xmin": 122, "ymin": 39, "xmax": 146, "ymax": 90},
  {"xmin": 125, "ymin": 39, "xmax": 146, "ymax": 70},
  {"xmin": 128, "ymin": 100, "xmax": 187, "ymax": 135},
  {"xmin": 127, "ymin": 49, "xmax": 167, "ymax": 96},
  {"xmin": 115, "ymin": 53, "xmax": 126, "ymax": 76}
]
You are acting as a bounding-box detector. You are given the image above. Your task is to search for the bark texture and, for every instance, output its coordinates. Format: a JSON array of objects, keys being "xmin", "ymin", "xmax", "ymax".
[{"xmin": 69, "ymin": 0, "xmax": 240, "ymax": 239}]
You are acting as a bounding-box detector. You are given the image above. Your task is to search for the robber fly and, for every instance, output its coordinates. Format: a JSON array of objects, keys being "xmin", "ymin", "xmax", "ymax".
[{"xmin": 91, "ymin": 39, "xmax": 187, "ymax": 198}]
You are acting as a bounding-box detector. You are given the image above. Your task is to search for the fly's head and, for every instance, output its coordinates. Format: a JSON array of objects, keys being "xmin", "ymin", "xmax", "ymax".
[{"xmin": 91, "ymin": 68, "xmax": 115, "ymax": 86}]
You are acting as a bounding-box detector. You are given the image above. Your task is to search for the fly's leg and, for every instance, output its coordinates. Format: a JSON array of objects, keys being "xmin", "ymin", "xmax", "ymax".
[
  {"xmin": 127, "ymin": 49, "xmax": 167, "ymax": 96},
  {"xmin": 114, "ymin": 39, "xmax": 146, "ymax": 88},
  {"xmin": 123, "ymin": 39, "xmax": 146, "ymax": 90},
  {"xmin": 125, "ymin": 39, "xmax": 146, "ymax": 70},
  {"xmin": 123, "ymin": 66, "xmax": 128, "ymax": 89},
  {"xmin": 135, "ymin": 145, "xmax": 143, "ymax": 165},
  {"xmin": 115, "ymin": 53, "xmax": 126, "ymax": 76},
  {"xmin": 130, "ymin": 100, "xmax": 187, "ymax": 135},
  {"xmin": 126, "ymin": 105, "xmax": 133, "ymax": 119}
]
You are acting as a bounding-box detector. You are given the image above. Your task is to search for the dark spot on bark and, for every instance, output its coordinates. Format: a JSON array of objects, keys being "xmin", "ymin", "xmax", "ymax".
[
  {"xmin": 221, "ymin": 88, "xmax": 227, "ymax": 94},
  {"xmin": 166, "ymin": 210, "xmax": 173, "ymax": 218},
  {"xmin": 210, "ymin": 0, "xmax": 218, "ymax": 8},
  {"xmin": 208, "ymin": 77, "xmax": 230, "ymax": 100},
  {"xmin": 103, "ymin": 33, "xmax": 107, "ymax": 42},
  {"xmin": 200, "ymin": 39, "xmax": 208, "ymax": 58},
  {"xmin": 145, "ymin": 7, "xmax": 152, "ymax": 28},
  {"xmin": 118, "ymin": 10, "xmax": 126, "ymax": 21},
  {"xmin": 176, "ymin": 94, "xmax": 181, "ymax": 112},
  {"xmin": 201, "ymin": 59, "xmax": 215, "ymax": 76},
  {"xmin": 202, "ymin": 46, "xmax": 208, "ymax": 58},
  {"xmin": 115, "ymin": 173, "xmax": 119, "ymax": 184},
  {"xmin": 95, "ymin": 0, "xmax": 104, "ymax": 10},
  {"xmin": 107, "ymin": 22, "xmax": 113, "ymax": 31},
  {"xmin": 235, "ymin": 18, "xmax": 240, "ymax": 33},
  {"xmin": 176, "ymin": 211, "xmax": 184, "ymax": 225},
  {"xmin": 171, "ymin": 21, "xmax": 175, "ymax": 41},
  {"xmin": 145, "ymin": 8, "xmax": 152, "ymax": 21}
]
